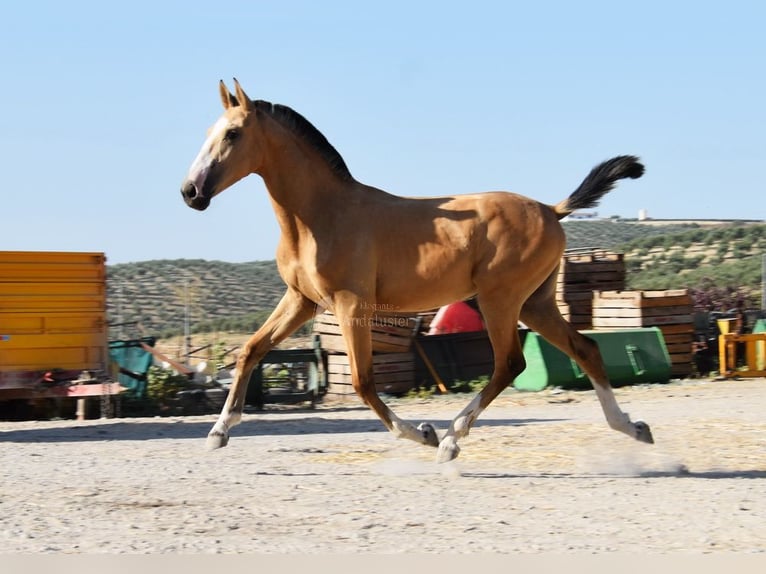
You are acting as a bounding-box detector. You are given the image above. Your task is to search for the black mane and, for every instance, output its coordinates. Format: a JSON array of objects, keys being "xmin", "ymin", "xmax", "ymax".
[{"xmin": 254, "ymin": 100, "xmax": 353, "ymax": 181}]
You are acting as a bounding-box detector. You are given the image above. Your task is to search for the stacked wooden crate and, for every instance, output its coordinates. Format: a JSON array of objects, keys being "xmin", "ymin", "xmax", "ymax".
[
  {"xmin": 312, "ymin": 310, "xmax": 419, "ymax": 397},
  {"xmin": 591, "ymin": 289, "xmax": 694, "ymax": 378},
  {"xmin": 557, "ymin": 249, "xmax": 626, "ymax": 330}
]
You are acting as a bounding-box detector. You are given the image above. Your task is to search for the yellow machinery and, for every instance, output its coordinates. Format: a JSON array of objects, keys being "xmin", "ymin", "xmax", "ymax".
[
  {"xmin": 717, "ymin": 318, "xmax": 766, "ymax": 378},
  {"xmin": 0, "ymin": 251, "xmax": 123, "ymax": 416}
]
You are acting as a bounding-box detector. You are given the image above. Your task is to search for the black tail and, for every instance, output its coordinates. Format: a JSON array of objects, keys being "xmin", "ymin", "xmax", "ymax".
[{"xmin": 554, "ymin": 155, "xmax": 644, "ymax": 219}]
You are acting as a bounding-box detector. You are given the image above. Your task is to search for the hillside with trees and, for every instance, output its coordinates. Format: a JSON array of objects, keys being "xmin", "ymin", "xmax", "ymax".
[
  {"xmin": 107, "ymin": 259, "xmax": 286, "ymax": 340},
  {"xmin": 106, "ymin": 221, "xmax": 765, "ymax": 339},
  {"xmin": 622, "ymin": 223, "xmax": 766, "ymax": 310}
]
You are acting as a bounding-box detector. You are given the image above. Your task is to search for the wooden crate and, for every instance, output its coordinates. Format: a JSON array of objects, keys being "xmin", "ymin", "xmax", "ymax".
[
  {"xmin": 312, "ymin": 310, "xmax": 424, "ymax": 398},
  {"xmin": 326, "ymin": 352, "xmax": 416, "ymax": 397},
  {"xmin": 592, "ymin": 289, "xmax": 694, "ymax": 378},
  {"xmin": 311, "ymin": 310, "xmax": 418, "ymax": 354},
  {"xmin": 556, "ymin": 249, "xmax": 625, "ymax": 330}
]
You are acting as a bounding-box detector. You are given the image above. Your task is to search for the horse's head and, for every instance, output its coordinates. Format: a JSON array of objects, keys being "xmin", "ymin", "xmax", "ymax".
[{"xmin": 181, "ymin": 79, "xmax": 259, "ymax": 211}]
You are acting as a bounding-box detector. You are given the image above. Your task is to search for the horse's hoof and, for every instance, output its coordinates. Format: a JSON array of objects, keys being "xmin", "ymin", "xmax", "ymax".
[
  {"xmin": 634, "ymin": 421, "xmax": 654, "ymax": 444},
  {"xmin": 436, "ymin": 441, "xmax": 461, "ymax": 463},
  {"xmin": 205, "ymin": 429, "xmax": 229, "ymax": 450},
  {"xmin": 417, "ymin": 422, "xmax": 440, "ymax": 447}
]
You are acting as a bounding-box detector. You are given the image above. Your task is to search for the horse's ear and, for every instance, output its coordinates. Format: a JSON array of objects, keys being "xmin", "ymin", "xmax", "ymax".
[
  {"xmin": 219, "ymin": 80, "xmax": 238, "ymax": 110},
  {"xmin": 232, "ymin": 78, "xmax": 254, "ymax": 110}
]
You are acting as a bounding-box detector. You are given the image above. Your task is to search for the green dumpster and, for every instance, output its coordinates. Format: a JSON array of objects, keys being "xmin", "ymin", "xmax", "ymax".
[{"xmin": 514, "ymin": 328, "xmax": 671, "ymax": 391}]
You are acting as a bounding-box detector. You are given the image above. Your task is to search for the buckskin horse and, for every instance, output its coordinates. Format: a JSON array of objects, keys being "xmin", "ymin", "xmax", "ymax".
[{"xmin": 180, "ymin": 79, "xmax": 653, "ymax": 463}]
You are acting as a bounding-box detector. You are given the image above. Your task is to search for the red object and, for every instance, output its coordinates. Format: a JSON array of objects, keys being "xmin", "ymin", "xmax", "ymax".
[{"xmin": 428, "ymin": 302, "xmax": 485, "ymax": 335}]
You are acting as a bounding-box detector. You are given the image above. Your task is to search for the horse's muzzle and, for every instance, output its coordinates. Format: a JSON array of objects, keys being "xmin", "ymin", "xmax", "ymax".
[{"xmin": 181, "ymin": 181, "xmax": 211, "ymax": 211}]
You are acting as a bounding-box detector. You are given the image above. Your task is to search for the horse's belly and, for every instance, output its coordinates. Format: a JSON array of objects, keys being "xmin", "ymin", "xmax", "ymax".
[{"xmin": 375, "ymin": 266, "xmax": 476, "ymax": 312}]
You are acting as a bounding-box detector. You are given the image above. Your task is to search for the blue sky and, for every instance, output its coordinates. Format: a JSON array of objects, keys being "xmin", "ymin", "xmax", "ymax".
[{"xmin": 2, "ymin": 0, "xmax": 763, "ymax": 265}]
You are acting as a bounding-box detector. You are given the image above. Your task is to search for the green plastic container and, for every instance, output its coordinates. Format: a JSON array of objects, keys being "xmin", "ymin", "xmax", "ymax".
[
  {"xmin": 108, "ymin": 337, "xmax": 157, "ymax": 399},
  {"xmin": 514, "ymin": 328, "xmax": 672, "ymax": 391}
]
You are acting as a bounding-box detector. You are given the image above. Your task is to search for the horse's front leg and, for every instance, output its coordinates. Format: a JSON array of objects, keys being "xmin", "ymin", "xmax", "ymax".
[
  {"xmin": 432, "ymin": 297, "xmax": 528, "ymax": 463},
  {"xmin": 334, "ymin": 295, "xmax": 439, "ymax": 448},
  {"xmin": 206, "ymin": 290, "xmax": 315, "ymax": 450}
]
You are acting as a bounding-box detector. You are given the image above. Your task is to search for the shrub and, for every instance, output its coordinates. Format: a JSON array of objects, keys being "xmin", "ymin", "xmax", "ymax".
[{"xmin": 145, "ymin": 366, "xmax": 192, "ymax": 414}]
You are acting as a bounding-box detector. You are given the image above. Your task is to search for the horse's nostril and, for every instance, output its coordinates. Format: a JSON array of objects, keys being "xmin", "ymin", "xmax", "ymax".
[{"xmin": 181, "ymin": 181, "xmax": 198, "ymax": 200}]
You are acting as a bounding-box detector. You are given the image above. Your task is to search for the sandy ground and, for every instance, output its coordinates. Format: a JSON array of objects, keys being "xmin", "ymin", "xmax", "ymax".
[{"xmin": 1, "ymin": 377, "xmax": 765, "ymax": 555}]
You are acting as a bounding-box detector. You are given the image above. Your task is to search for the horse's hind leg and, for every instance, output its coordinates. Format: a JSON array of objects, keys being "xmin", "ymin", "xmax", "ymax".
[
  {"xmin": 520, "ymin": 290, "xmax": 654, "ymax": 444},
  {"xmin": 206, "ymin": 289, "xmax": 315, "ymax": 450}
]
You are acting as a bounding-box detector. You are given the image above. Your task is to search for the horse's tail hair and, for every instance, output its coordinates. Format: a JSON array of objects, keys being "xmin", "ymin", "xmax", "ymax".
[{"xmin": 553, "ymin": 155, "xmax": 644, "ymax": 219}]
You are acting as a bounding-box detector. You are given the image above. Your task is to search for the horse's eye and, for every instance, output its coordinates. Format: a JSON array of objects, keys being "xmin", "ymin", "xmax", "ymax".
[{"xmin": 224, "ymin": 128, "xmax": 240, "ymax": 142}]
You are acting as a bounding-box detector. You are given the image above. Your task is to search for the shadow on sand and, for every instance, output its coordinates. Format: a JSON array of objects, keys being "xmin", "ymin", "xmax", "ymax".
[
  {"xmin": 461, "ymin": 469, "xmax": 766, "ymax": 480},
  {"xmin": 0, "ymin": 412, "xmax": 567, "ymax": 444}
]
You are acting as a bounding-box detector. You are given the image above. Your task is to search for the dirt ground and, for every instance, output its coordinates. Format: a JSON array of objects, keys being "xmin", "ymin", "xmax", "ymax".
[{"xmin": 1, "ymin": 377, "xmax": 764, "ymax": 554}]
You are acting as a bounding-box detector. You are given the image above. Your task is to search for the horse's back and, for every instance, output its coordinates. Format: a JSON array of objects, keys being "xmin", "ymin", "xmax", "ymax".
[{"xmin": 362, "ymin": 189, "xmax": 566, "ymax": 309}]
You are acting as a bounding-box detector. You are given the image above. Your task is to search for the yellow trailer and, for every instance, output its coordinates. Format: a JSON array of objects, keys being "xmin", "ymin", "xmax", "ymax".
[{"xmin": 0, "ymin": 251, "xmax": 122, "ymax": 412}]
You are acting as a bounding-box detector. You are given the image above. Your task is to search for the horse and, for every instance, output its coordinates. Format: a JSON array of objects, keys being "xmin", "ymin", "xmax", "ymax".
[{"xmin": 180, "ymin": 79, "xmax": 653, "ymax": 463}]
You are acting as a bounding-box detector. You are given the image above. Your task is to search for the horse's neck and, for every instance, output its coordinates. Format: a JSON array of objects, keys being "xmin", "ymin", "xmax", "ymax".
[
  {"xmin": 261, "ymin": 166, "xmax": 353, "ymax": 246},
  {"xmin": 256, "ymin": 126, "xmax": 360, "ymax": 245}
]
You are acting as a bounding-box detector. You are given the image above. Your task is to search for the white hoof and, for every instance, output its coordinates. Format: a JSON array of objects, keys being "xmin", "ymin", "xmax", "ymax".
[
  {"xmin": 205, "ymin": 425, "xmax": 229, "ymax": 450},
  {"xmin": 436, "ymin": 439, "xmax": 461, "ymax": 463}
]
